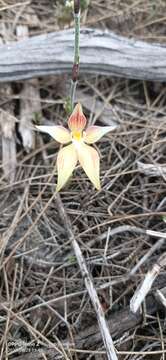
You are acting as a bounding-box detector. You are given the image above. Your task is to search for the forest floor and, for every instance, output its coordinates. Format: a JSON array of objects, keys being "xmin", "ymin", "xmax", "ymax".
[{"xmin": 0, "ymin": 1, "xmax": 166, "ymax": 359}]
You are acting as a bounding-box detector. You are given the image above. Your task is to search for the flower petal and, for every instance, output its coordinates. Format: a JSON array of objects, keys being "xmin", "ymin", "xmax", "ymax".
[
  {"xmin": 68, "ymin": 103, "xmax": 87, "ymax": 132},
  {"xmin": 36, "ymin": 125, "xmax": 71, "ymax": 144},
  {"xmin": 56, "ymin": 144, "xmax": 78, "ymax": 191},
  {"xmin": 84, "ymin": 126, "xmax": 115, "ymax": 144},
  {"xmin": 77, "ymin": 143, "xmax": 100, "ymax": 190}
]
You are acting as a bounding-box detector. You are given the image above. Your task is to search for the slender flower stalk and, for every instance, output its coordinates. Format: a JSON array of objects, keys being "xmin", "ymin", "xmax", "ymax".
[
  {"xmin": 36, "ymin": 103, "xmax": 115, "ymax": 191},
  {"xmin": 70, "ymin": 0, "xmax": 80, "ymax": 109}
]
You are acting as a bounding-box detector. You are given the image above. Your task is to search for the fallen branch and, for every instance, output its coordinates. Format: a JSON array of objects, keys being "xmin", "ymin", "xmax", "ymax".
[{"xmin": 0, "ymin": 28, "xmax": 166, "ymax": 82}]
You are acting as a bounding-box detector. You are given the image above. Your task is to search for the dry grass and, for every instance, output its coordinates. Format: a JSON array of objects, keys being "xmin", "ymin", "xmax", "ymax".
[{"xmin": 0, "ymin": 1, "xmax": 166, "ymax": 359}]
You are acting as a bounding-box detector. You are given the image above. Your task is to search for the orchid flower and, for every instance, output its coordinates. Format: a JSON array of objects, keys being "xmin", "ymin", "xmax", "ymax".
[{"xmin": 36, "ymin": 103, "xmax": 114, "ymax": 191}]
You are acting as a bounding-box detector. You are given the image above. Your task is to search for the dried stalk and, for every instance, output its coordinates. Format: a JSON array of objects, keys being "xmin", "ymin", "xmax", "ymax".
[
  {"xmin": 130, "ymin": 252, "xmax": 166, "ymax": 313},
  {"xmin": 156, "ymin": 288, "xmax": 166, "ymax": 308},
  {"xmin": 137, "ymin": 161, "xmax": 166, "ymax": 178}
]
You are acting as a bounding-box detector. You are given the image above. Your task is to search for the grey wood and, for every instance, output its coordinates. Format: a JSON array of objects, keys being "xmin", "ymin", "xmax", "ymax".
[{"xmin": 0, "ymin": 28, "xmax": 166, "ymax": 82}]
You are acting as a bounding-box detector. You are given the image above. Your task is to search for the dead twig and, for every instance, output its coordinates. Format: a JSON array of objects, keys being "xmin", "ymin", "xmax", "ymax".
[
  {"xmin": 137, "ymin": 161, "xmax": 166, "ymax": 179},
  {"xmin": 130, "ymin": 252, "xmax": 166, "ymax": 313}
]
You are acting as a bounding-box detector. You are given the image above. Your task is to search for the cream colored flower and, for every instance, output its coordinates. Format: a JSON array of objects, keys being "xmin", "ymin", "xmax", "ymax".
[{"xmin": 36, "ymin": 103, "xmax": 114, "ymax": 191}]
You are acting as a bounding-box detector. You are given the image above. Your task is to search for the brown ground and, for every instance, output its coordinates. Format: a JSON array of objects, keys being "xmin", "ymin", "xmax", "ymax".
[{"xmin": 0, "ymin": 1, "xmax": 166, "ymax": 359}]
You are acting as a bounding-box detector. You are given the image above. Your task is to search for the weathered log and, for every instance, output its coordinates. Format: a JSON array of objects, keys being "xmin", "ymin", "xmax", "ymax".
[{"xmin": 0, "ymin": 28, "xmax": 166, "ymax": 82}]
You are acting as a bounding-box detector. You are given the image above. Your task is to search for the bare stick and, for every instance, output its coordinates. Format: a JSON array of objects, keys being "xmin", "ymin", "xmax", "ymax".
[
  {"xmin": 156, "ymin": 289, "xmax": 166, "ymax": 308},
  {"xmin": 130, "ymin": 237, "xmax": 165, "ymax": 276},
  {"xmin": 137, "ymin": 161, "xmax": 166, "ymax": 178},
  {"xmin": 130, "ymin": 252, "xmax": 166, "ymax": 313},
  {"xmin": 56, "ymin": 193, "xmax": 118, "ymax": 360}
]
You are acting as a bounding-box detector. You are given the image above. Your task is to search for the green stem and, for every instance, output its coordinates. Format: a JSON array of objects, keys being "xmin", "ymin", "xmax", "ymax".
[{"xmin": 70, "ymin": 2, "xmax": 80, "ymax": 110}]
